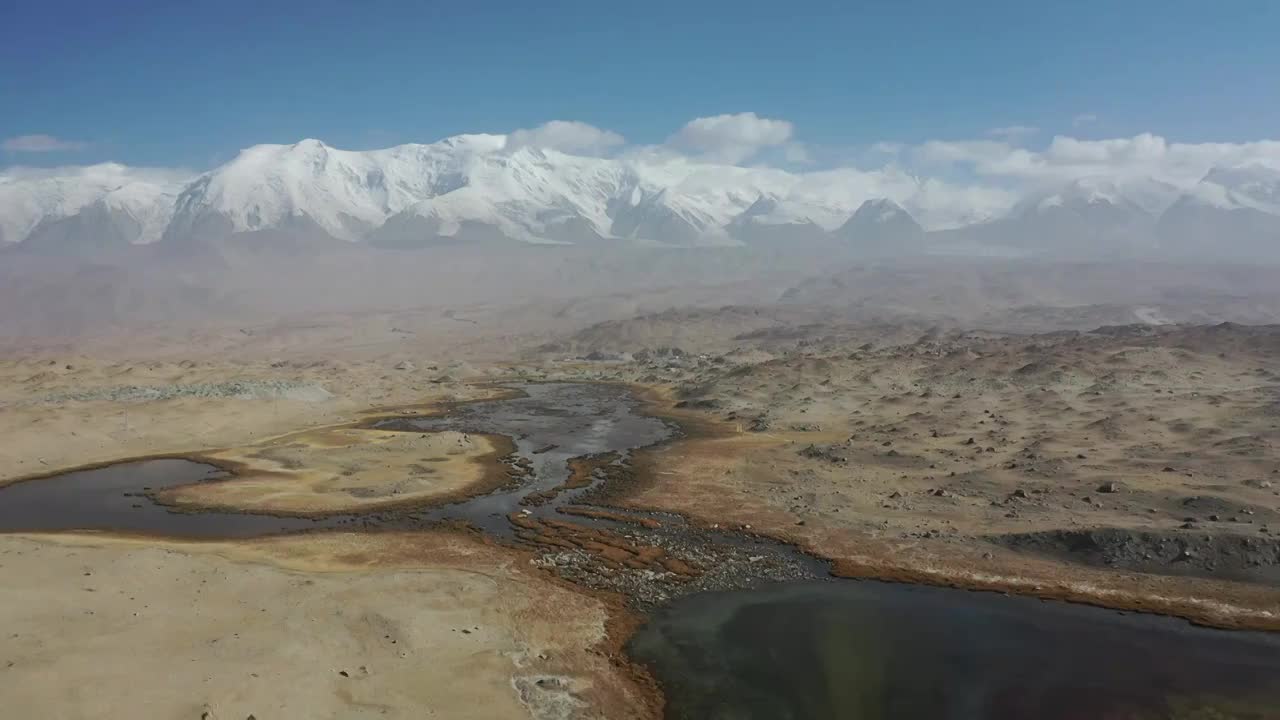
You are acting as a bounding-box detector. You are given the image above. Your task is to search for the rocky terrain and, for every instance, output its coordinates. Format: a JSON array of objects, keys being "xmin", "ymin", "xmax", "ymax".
[
  {"xmin": 4, "ymin": 301, "xmax": 1280, "ymax": 718},
  {"xmin": 525, "ymin": 321, "xmax": 1280, "ymax": 628}
]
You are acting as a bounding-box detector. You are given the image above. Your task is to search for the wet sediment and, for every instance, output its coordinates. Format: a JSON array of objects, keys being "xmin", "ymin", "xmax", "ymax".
[{"xmin": 0, "ymin": 382, "xmax": 829, "ymax": 607}]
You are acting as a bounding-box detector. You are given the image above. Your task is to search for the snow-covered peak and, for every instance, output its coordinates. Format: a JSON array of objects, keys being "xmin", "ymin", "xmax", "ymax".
[
  {"xmin": 833, "ymin": 197, "xmax": 924, "ymax": 250},
  {"xmin": 0, "ymin": 163, "xmax": 190, "ymax": 244},
  {"xmin": 388, "ymin": 144, "xmax": 629, "ymax": 242},
  {"xmin": 739, "ymin": 194, "xmax": 781, "ymax": 218},
  {"xmin": 435, "ymin": 133, "xmax": 508, "ymax": 154},
  {"xmin": 1036, "ymin": 177, "xmax": 1123, "ymax": 210},
  {"xmin": 1016, "ymin": 177, "xmax": 1141, "ymax": 217},
  {"xmin": 1189, "ymin": 163, "xmax": 1280, "ymax": 214},
  {"xmin": 727, "ymin": 194, "xmax": 804, "ymax": 228},
  {"xmin": 843, "ymin": 198, "xmax": 921, "ymax": 229},
  {"xmin": 0, "ymin": 141, "xmax": 971, "ymax": 248},
  {"xmin": 11, "ymin": 133, "xmax": 1272, "ymax": 253},
  {"xmin": 170, "ymin": 135, "xmax": 515, "ymax": 241},
  {"xmin": 854, "ymin": 198, "xmax": 911, "ymax": 223}
]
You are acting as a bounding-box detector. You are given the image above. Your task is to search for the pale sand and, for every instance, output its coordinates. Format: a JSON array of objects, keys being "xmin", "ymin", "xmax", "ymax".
[
  {"xmin": 0, "ymin": 355, "xmax": 496, "ymax": 487},
  {"xmin": 0, "ymin": 531, "xmax": 652, "ymax": 720},
  {"xmin": 0, "ymin": 355, "xmax": 656, "ymax": 719},
  {"xmin": 158, "ymin": 428, "xmax": 511, "ymax": 514}
]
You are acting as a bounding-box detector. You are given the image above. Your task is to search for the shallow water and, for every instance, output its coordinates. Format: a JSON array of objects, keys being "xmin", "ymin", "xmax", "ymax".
[
  {"xmin": 375, "ymin": 382, "xmax": 674, "ymax": 536},
  {"xmin": 629, "ymin": 580, "xmax": 1280, "ymax": 719},
  {"xmin": 0, "ymin": 383, "xmax": 673, "ymax": 538},
  {"xmin": 0, "ymin": 458, "xmax": 331, "ymax": 536}
]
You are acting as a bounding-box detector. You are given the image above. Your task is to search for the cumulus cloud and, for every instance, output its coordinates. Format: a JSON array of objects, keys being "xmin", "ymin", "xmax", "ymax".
[
  {"xmin": 668, "ymin": 112, "xmax": 794, "ymax": 164},
  {"xmin": 505, "ymin": 120, "xmax": 625, "ymax": 155},
  {"xmin": 782, "ymin": 142, "xmax": 812, "ymax": 164},
  {"xmin": 0, "ymin": 163, "xmax": 188, "ymax": 183},
  {"xmin": 910, "ymin": 178, "xmax": 1019, "ymax": 228},
  {"xmin": 2, "ymin": 134, "xmax": 88, "ymax": 153}
]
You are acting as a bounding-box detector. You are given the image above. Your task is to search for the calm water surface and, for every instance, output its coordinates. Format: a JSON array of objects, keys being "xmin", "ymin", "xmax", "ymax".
[{"xmin": 630, "ymin": 580, "xmax": 1280, "ymax": 719}]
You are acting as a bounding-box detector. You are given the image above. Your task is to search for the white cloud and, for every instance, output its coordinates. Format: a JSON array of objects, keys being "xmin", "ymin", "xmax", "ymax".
[
  {"xmin": 910, "ymin": 133, "xmax": 1280, "ymax": 188},
  {"xmin": 782, "ymin": 142, "xmax": 812, "ymax": 164},
  {"xmin": 668, "ymin": 112, "xmax": 794, "ymax": 164},
  {"xmin": 505, "ymin": 120, "xmax": 625, "ymax": 155},
  {"xmin": 1072, "ymin": 113, "xmax": 1098, "ymax": 127},
  {"xmin": 910, "ymin": 177, "xmax": 1018, "ymax": 228},
  {"xmin": 986, "ymin": 125, "xmax": 1038, "ymax": 142},
  {"xmin": 2, "ymin": 134, "xmax": 88, "ymax": 153}
]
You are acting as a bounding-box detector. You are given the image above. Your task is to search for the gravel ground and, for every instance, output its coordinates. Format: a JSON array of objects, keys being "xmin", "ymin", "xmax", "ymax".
[
  {"xmin": 531, "ymin": 512, "xmax": 831, "ymax": 610},
  {"xmin": 41, "ymin": 380, "xmax": 332, "ymax": 403}
]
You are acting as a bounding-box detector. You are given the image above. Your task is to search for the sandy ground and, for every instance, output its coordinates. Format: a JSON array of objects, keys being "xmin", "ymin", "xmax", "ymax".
[
  {"xmin": 0, "ymin": 355, "xmax": 493, "ymax": 487},
  {"xmin": 0, "ymin": 531, "xmax": 653, "ymax": 720},
  {"xmin": 0, "ymin": 354, "xmax": 665, "ymax": 719},
  {"xmin": 158, "ymin": 427, "xmax": 511, "ymax": 514}
]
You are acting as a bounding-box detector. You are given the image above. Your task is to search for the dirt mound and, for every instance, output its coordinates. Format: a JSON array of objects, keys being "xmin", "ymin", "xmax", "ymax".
[{"xmin": 993, "ymin": 528, "xmax": 1280, "ymax": 586}]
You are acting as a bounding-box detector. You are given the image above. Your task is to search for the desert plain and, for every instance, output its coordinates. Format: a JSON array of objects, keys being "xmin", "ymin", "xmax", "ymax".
[{"xmin": 2, "ymin": 257, "xmax": 1279, "ymax": 719}]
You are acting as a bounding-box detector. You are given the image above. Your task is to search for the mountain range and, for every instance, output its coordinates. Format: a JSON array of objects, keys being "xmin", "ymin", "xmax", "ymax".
[{"xmin": 2, "ymin": 136, "xmax": 1278, "ymax": 259}]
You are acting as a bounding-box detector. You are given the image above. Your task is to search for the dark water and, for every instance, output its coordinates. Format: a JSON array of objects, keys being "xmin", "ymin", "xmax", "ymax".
[
  {"xmin": 630, "ymin": 580, "xmax": 1280, "ymax": 719},
  {"xmin": 0, "ymin": 458, "xmax": 335, "ymax": 536},
  {"xmin": 375, "ymin": 381, "xmax": 674, "ymax": 536},
  {"xmin": 0, "ymin": 383, "xmax": 673, "ymax": 538}
]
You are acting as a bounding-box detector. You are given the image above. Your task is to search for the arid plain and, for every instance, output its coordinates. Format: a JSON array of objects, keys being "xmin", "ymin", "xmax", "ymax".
[{"xmin": 2, "ymin": 261, "xmax": 1280, "ymax": 718}]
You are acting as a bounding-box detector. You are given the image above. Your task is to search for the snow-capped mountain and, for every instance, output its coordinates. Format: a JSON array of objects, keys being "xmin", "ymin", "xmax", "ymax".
[
  {"xmin": 1189, "ymin": 164, "xmax": 1280, "ymax": 214},
  {"xmin": 942, "ymin": 176, "xmax": 1168, "ymax": 256},
  {"xmin": 1, "ymin": 138, "xmax": 1276, "ymax": 259},
  {"xmin": 724, "ymin": 195, "xmax": 827, "ymax": 244},
  {"xmin": 0, "ymin": 136, "xmax": 941, "ymax": 250},
  {"xmin": 0, "ymin": 164, "xmax": 188, "ymax": 248},
  {"xmin": 163, "ymin": 136, "xmax": 508, "ymax": 246},
  {"xmin": 1157, "ymin": 164, "xmax": 1280, "ymax": 259},
  {"xmin": 833, "ymin": 198, "xmax": 924, "ymax": 253}
]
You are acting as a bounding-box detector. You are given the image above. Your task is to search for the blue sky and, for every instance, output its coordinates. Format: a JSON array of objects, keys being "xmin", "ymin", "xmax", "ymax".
[{"xmin": 3, "ymin": 0, "xmax": 1277, "ymax": 169}]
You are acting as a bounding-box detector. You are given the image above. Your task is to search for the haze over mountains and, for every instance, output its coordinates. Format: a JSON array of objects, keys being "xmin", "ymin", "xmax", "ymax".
[{"xmin": 3, "ymin": 134, "xmax": 1278, "ymax": 260}]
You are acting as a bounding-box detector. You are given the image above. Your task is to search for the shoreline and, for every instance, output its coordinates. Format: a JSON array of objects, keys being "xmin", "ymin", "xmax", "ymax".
[
  {"xmin": 613, "ymin": 381, "xmax": 1280, "ymax": 632},
  {"xmin": 4, "ymin": 377, "xmax": 1278, "ymax": 718}
]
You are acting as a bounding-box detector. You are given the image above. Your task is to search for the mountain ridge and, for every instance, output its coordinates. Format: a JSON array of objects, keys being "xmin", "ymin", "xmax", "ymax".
[{"xmin": 3, "ymin": 138, "xmax": 1279, "ymax": 258}]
